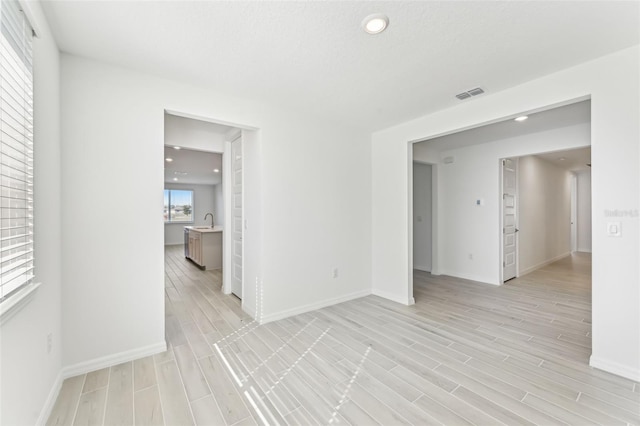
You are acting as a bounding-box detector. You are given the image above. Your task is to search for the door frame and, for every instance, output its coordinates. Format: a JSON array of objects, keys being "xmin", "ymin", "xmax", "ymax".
[{"xmin": 162, "ymin": 109, "xmax": 258, "ymax": 315}]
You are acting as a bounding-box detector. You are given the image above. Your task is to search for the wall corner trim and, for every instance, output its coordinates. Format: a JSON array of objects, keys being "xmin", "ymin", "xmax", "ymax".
[
  {"xmin": 371, "ymin": 289, "xmax": 413, "ymax": 305},
  {"xmin": 61, "ymin": 341, "xmax": 167, "ymax": 380},
  {"xmin": 590, "ymin": 355, "xmax": 640, "ymax": 382},
  {"xmin": 36, "ymin": 371, "xmax": 63, "ymax": 426}
]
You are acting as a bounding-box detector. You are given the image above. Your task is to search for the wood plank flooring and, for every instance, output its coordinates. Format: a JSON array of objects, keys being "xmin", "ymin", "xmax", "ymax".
[{"xmin": 47, "ymin": 249, "xmax": 640, "ymax": 425}]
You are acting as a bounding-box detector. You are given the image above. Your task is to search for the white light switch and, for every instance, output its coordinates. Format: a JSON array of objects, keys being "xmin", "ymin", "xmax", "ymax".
[{"xmin": 607, "ymin": 222, "xmax": 621, "ymax": 237}]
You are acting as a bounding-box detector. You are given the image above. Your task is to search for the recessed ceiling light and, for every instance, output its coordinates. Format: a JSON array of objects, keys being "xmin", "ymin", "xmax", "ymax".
[
  {"xmin": 558, "ymin": 157, "xmax": 566, "ymax": 161},
  {"xmin": 362, "ymin": 13, "xmax": 389, "ymax": 34},
  {"xmin": 165, "ymin": 157, "xmax": 173, "ymax": 162},
  {"xmin": 174, "ymin": 171, "xmax": 187, "ymax": 175},
  {"xmin": 173, "ymin": 177, "xmax": 178, "ymax": 181},
  {"xmin": 514, "ymin": 116, "xmax": 528, "ymax": 122},
  {"xmin": 213, "ymin": 169, "xmax": 220, "ymax": 173},
  {"xmin": 173, "ymin": 146, "xmax": 181, "ymax": 150}
]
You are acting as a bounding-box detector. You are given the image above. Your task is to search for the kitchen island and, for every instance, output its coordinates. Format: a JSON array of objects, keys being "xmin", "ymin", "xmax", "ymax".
[{"xmin": 184, "ymin": 226, "xmax": 222, "ymax": 270}]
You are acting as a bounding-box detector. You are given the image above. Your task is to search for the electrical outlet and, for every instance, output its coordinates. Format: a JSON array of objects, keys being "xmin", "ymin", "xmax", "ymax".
[
  {"xmin": 47, "ymin": 333, "xmax": 52, "ymax": 354},
  {"xmin": 332, "ymin": 268, "xmax": 339, "ymax": 278}
]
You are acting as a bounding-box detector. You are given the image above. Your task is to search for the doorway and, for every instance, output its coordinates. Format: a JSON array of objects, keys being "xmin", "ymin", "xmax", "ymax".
[
  {"xmin": 412, "ymin": 161, "xmax": 434, "ymax": 273},
  {"xmin": 501, "ymin": 147, "xmax": 592, "ymax": 282},
  {"xmin": 409, "ymin": 99, "xmax": 591, "ymax": 297}
]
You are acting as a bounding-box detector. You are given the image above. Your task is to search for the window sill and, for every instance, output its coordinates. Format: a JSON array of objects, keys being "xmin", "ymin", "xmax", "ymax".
[{"xmin": 0, "ymin": 282, "xmax": 42, "ymax": 325}]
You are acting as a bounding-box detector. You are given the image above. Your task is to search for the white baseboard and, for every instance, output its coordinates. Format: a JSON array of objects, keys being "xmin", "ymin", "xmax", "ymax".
[
  {"xmin": 371, "ymin": 289, "xmax": 414, "ymax": 305},
  {"xmin": 590, "ymin": 355, "xmax": 640, "ymax": 381},
  {"xmin": 439, "ymin": 270, "xmax": 500, "ymax": 286},
  {"xmin": 61, "ymin": 341, "xmax": 167, "ymax": 379},
  {"xmin": 413, "ymin": 265, "xmax": 431, "ymax": 273},
  {"xmin": 260, "ymin": 289, "xmax": 371, "ymax": 324},
  {"xmin": 519, "ymin": 252, "xmax": 571, "ymax": 277},
  {"xmin": 36, "ymin": 371, "xmax": 63, "ymax": 425}
]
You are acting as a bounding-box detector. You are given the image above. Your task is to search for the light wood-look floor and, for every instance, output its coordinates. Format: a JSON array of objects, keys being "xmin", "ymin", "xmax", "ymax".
[{"xmin": 47, "ymin": 249, "xmax": 640, "ymax": 425}]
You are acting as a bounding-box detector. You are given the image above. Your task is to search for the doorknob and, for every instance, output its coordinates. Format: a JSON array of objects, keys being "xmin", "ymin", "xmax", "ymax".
[{"xmin": 515, "ymin": 228, "xmax": 520, "ymax": 232}]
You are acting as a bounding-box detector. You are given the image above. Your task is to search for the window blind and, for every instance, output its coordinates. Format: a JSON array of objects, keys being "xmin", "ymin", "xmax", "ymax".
[{"xmin": 0, "ymin": 0, "xmax": 34, "ymax": 303}]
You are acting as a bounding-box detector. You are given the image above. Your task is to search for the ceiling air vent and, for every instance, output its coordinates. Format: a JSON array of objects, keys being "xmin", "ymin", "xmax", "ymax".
[{"xmin": 456, "ymin": 87, "xmax": 485, "ymax": 100}]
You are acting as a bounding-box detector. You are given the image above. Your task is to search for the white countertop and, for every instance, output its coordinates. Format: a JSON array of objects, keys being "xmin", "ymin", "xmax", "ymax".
[{"xmin": 185, "ymin": 225, "xmax": 223, "ymax": 233}]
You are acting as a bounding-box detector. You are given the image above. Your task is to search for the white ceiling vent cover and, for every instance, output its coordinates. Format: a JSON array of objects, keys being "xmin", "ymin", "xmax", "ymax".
[{"xmin": 456, "ymin": 87, "xmax": 485, "ymax": 100}]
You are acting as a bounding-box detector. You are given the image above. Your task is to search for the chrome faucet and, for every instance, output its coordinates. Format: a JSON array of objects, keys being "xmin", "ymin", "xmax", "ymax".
[{"xmin": 204, "ymin": 212, "xmax": 214, "ymax": 228}]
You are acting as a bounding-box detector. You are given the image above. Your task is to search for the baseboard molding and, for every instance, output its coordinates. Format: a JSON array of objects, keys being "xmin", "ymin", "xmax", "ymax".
[
  {"xmin": 519, "ymin": 252, "xmax": 571, "ymax": 277},
  {"xmin": 439, "ymin": 270, "xmax": 500, "ymax": 286},
  {"xmin": 413, "ymin": 265, "xmax": 431, "ymax": 273},
  {"xmin": 61, "ymin": 340, "xmax": 167, "ymax": 379},
  {"xmin": 36, "ymin": 371, "xmax": 63, "ymax": 425},
  {"xmin": 371, "ymin": 289, "xmax": 414, "ymax": 305},
  {"xmin": 590, "ymin": 355, "xmax": 640, "ymax": 381},
  {"xmin": 260, "ymin": 289, "xmax": 371, "ymax": 324}
]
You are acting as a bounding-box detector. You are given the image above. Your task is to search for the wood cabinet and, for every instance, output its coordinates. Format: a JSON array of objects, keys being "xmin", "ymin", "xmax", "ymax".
[
  {"xmin": 187, "ymin": 228, "xmax": 222, "ymax": 270},
  {"xmin": 188, "ymin": 230, "xmax": 202, "ymax": 265}
]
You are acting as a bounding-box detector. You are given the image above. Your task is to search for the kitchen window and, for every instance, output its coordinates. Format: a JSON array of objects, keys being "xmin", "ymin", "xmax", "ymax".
[
  {"xmin": 164, "ymin": 189, "xmax": 194, "ymax": 223},
  {"xmin": 0, "ymin": 0, "xmax": 37, "ymax": 314}
]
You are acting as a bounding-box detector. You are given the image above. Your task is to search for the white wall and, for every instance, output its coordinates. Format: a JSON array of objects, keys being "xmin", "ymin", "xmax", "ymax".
[
  {"xmin": 412, "ymin": 163, "xmax": 432, "ymax": 272},
  {"xmin": 0, "ymin": 2, "xmax": 63, "ymax": 424},
  {"xmin": 164, "ymin": 183, "xmax": 216, "ymax": 245},
  {"xmin": 577, "ymin": 170, "xmax": 592, "ymax": 252},
  {"xmin": 213, "ymin": 183, "xmax": 224, "ymax": 227},
  {"xmin": 518, "ymin": 156, "xmax": 572, "ymax": 275},
  {"xmin": 164, "ymin": 113, "xmax": 226, "ymax": 153},
  {"xmin": 372, "ymin": 45, "xmax": 639, "ymax": 380},
  {"xmin": 60, "ymin": 54, "xmax": 371, "ymax": 367}
]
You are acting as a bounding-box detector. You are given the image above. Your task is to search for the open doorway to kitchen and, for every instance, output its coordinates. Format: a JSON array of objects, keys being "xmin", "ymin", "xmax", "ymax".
[{"xmin": 163, "ymin": 112, "xmax": 245, "ymax": 300}]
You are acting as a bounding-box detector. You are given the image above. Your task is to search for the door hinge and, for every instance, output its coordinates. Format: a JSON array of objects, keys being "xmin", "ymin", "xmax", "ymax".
[{"xmin": 503, "ymin": 261, "xmax": 505, "ymax": 267}]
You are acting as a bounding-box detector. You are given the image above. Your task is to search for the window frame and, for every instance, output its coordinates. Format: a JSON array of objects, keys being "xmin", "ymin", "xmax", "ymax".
[
  {"xmin": 0, "ymin": 0, "xmax": 39, "ymax": 321},
  {"xmin": 164, "ymin": 189, "xmax": 195, "ymax": 224}
]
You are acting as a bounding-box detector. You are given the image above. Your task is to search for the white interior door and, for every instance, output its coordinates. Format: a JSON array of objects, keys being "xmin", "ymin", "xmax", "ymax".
[
  {"xmin": 570, "ymin": 173, "xmax": 577, "ymax": 252},
  {"xmin": 502, "ymin": 158, "xmax": 518, "ymax": 282},
  {"xmin": 231, "ymin": 136, "xmax": 243, "ymax": 298}
]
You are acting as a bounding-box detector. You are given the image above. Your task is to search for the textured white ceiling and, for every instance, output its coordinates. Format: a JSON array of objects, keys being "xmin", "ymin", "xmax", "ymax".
[{"xmin": 41, "ymin": 1, "xmax": 639, "ymax": 131}]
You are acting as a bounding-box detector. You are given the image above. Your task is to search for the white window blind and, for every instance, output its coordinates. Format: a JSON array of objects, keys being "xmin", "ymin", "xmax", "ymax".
[{"xmin": 0, "ymin": 0, "xmax": 34, "ymax": 304}]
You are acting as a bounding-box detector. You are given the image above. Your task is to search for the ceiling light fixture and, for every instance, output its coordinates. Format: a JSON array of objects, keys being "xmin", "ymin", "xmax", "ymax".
[
  {"xmin": 213, "ymin": 169, "xmax": 220, "ymax": 173},
  {"xmin": 173, "ymin": 146, "xmax": 181, "ymax": 150},
  {"xmin": 558, "ymin": 157, "xmax": 566, "ymax": 161},
  {"xmin": 165, "ymin": 157, "xmax": 173, "ymax": 162},
  {"xmin": 514, "ymin": 116, "xmax": 528, "ymax": 122},
  {"xmin": 362, "ymin": 13, "xmax": 389, "ymax": 34},
  {"xmin": 173, "ymin": 177, "xmax": 178, "ymax": 181}
]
